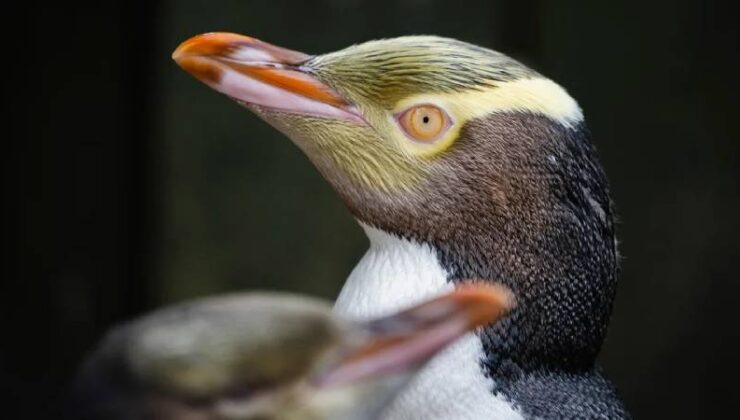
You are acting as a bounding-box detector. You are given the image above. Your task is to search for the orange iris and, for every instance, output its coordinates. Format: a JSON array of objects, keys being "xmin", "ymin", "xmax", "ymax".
[{"xmin": 399, "ymin": 105, "xmax": 449, "ymax": 142}]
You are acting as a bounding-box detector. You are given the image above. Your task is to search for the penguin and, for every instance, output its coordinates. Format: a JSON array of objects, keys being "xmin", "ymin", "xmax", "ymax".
[
  {"xmin": 172, "ymin": 33, "xmax": 629, "ymax": 419},
  {"xmin": 69, "ymin": 285, "xmax": 512, "ymax": 420}
]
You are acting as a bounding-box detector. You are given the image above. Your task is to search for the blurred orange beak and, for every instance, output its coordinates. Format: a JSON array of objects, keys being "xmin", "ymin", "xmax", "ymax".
[
  {"xmin": 315, "ymin": 283, "xmax": 515, "ymax": 388},
  {"xmin": 172, "ymin": 32, "xmax": 363, "ymax": 122}
]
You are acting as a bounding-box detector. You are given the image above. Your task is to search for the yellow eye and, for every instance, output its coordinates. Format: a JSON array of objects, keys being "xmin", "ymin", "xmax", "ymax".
[{"xmin": 398, "ymin": 105, "xmax": 451, "ymax": 142}]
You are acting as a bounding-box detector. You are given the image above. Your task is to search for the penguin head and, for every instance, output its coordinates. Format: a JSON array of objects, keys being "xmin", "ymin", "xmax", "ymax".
[
  {"xmin": 172, "ymin": 34, "xmax": 579, "ymax": 209},
  {"xmin": 173, "ymin": 33, "xmax": 618, "ymax": 373}
]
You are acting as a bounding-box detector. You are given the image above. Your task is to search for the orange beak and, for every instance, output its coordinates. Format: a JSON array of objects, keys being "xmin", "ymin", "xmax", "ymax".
[
  {"xmin": 315, "ymin": 282, "xmax": 515, "ymax": 388},
  {"xmin": 172, "ymin": 32, "xmax": 362, "ymax": 122}
]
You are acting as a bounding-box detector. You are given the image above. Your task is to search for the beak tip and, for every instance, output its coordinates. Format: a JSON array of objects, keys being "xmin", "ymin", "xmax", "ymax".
[
  {"xmin": 171, "ymin": 38, "xmax": 196, "ymax": 66},
  {"xmin": 460, "ymin": 281, "xmax": 515, "ymax": 305},
  {"xmin": 452, "ymin": 282, "xmax": 516, "ymax": 329},
  {"xmin": 171, "ymin": 49, "xmax": 182, "ymax": 63}
]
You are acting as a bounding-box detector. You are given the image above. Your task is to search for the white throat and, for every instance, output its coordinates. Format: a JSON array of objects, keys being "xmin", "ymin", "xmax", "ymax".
[{"xmin": 334, "ymin": 224, "xmax": 523, "ymax": 420}]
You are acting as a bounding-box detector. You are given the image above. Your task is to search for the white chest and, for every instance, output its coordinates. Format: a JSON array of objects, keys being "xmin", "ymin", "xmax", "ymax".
[{"xmin": 333, "ymin": 225, "xmax": 523, "ymax": 420}]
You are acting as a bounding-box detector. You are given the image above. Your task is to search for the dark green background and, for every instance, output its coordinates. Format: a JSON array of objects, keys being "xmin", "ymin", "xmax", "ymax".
[{"xmin": 9, "ymin": 1, "xmax": 738, "ymax": 418}]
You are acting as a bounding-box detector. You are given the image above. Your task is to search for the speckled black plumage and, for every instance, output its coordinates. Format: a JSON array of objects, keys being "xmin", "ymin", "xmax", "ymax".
[
  {"xmin": 501, "ymin": 368, "xmax": 628, "ymax": 419},
  {"xmin": 434, "ymin": 117, "xmax": 616, "ymax": 367}
]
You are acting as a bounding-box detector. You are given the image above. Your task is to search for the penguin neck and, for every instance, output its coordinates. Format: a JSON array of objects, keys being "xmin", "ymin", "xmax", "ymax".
[{"xmin": 333, "ymin": 223, "xmax": 524, "ymax": 420}]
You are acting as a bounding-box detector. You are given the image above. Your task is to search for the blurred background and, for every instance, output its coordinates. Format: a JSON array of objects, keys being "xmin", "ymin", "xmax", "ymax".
[{"xmin": 8, "ymin": 0, "xmax": 738, "ymax": 418}]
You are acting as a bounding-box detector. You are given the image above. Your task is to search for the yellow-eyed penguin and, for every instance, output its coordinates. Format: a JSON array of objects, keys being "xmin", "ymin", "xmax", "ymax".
[{"xmin": 172, "ymin": 33, "xmax": 628, "ymax": 419}]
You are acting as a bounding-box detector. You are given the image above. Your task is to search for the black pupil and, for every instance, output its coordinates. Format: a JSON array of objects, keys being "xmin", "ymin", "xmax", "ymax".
[{"xmin": 422, "ymin": 115, "xmax": 430, "ymax": 124}]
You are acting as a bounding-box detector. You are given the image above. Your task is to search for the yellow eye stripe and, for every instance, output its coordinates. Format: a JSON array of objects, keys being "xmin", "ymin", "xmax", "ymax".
[{"xmin": 391, "ymin": 77, "xmax": 583, "ymax": 158}]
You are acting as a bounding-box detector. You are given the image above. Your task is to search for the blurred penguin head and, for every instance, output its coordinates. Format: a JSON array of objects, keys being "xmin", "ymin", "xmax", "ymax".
[{"xmin": 71, "ymin": 285, "xmax": 512, "ymax": 420}]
